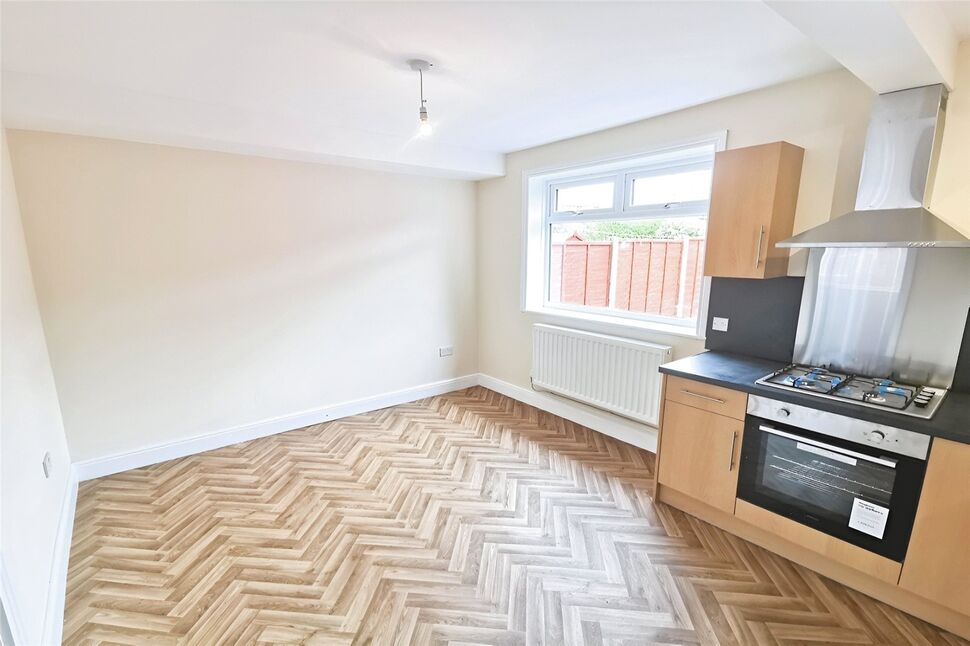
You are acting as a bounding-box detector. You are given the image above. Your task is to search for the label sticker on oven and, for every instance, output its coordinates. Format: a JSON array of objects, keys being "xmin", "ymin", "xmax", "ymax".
[{"xmin": 848, "ymin": 498, "xmax": 889, "ymax": 539}]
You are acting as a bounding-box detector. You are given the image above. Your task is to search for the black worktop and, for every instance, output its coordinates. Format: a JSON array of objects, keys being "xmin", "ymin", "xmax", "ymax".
[{"xmin": 659, "ymin": 351, "xmax": 970, "ymax": 445}]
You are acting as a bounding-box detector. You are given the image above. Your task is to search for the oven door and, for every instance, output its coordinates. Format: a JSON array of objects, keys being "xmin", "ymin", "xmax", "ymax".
[{"xmin": 737, "ymin": 416, "xmax": 926, "ymax": 562}]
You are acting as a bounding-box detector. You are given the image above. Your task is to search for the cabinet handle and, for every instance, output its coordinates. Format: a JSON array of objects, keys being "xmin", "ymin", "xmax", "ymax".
[
  {"xmin": 680, "ymin": 389, "xmax": 725, "ymax": 404},
  {"xmin": 754, "ymin": 225, "xmax": 765, "ymax": 268},
  {"xmin": 729, "ymin": 431, "xmax": 738, "ymax": 471}
]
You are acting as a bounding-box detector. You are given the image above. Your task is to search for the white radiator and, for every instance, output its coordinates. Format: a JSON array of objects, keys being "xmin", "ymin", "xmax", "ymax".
[{"xmin": 531, "ymin": 324, "xmax": 672, "ymax": 426}]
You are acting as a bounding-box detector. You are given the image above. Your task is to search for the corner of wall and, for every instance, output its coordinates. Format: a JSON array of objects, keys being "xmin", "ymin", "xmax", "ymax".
[
  {"xmin": 472, "ymin": 174, "xmax": 488, "ymax": 376},
  {"xmin": 2, "ymin": 128, "xmax": 77, "ymax": 646}
]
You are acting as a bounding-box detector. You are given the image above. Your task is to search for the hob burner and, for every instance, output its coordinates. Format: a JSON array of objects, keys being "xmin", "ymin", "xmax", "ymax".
[{"xmin": 756, "ymin": 364, "xmax": 946, "ymax": 420}]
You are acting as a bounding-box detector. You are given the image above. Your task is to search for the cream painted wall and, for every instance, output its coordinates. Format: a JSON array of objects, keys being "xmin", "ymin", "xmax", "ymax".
[
  {"xmin": 476, "ymin": 69, "xmax": 877, "ymax": 391},
  {"xmin": 7, "ymin": 131, "xmax": 477, "ymax": 463},
  {"xmin": 930, "ymin": 40, "xmax": 970, "ymax": 235},
  {"xmin": 1, "ymin": 131, "xmax": 73, "ymax": 645}
]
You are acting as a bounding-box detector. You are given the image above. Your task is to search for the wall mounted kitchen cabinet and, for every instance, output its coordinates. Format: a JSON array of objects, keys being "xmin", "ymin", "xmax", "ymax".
[{"xmin": 704, "ymin": 141, "xmax": 804, "ymax": 279}]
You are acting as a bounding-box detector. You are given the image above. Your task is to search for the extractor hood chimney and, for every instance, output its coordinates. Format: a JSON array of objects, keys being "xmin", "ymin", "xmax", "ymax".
[{"xmin": 777, "ymin": 84, "xmax": 970, "ymax": 248}]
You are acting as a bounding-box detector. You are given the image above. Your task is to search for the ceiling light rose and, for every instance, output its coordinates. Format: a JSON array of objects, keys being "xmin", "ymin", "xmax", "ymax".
[{"xmin": 408, "ymin": 59, "xmax": 433, "ymax": 136}]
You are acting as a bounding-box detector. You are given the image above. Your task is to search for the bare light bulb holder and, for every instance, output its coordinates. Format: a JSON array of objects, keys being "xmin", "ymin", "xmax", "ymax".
[{"xmin": 408, "ymin": 59, "xmax": 433, "ymax": 135}]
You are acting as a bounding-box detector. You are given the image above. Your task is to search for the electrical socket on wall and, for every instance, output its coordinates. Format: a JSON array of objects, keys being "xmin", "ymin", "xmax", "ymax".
[
  {"xmin": 438, "ymin": 346, "xmax": 454, "ymax": 358},
  {"xmin": 42, "ymin": 451, "xmax": 53, "ymax": 478},
  {"xmin": 712, "ymin": 317, "xmax": 729, "ymax": 332}
]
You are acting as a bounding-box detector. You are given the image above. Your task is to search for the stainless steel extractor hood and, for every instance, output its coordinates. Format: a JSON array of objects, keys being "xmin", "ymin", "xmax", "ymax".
[{"xmin": 778, "ymin": 84, "xmax": 970, "ymax": 248}]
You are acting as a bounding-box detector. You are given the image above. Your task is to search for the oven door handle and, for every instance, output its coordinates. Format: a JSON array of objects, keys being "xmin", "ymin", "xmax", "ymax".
[{"xmin": 757, "ymin": 425, "xmax": 898, "ymax": 468}]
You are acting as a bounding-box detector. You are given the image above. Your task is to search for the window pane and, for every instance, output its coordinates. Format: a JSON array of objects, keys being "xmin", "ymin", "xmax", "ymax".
[
  {"xmin": 555, "ymin": 181, "xmax": 613, "ymax": 213},
  {"xmin": 548, "ymin": 217, "xmax": 707, "ymax": 323},
  {"xmin": 631, "ymin": 168, "xmax": 712, "ymax": 207}
]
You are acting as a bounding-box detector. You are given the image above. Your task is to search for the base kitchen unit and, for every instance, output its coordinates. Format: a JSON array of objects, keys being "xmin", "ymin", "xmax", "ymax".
[{"xmin": 655, "ymin": 352, "xmax": 970, "ymax": 640}]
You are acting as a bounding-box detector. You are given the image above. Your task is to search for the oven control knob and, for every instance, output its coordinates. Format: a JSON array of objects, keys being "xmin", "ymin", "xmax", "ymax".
[
  {"xmin": 778, "ymin": 408, "xmax": 791, "ymax": 418},
  {"xmin": 868, "ymin": 431, "xmax": 886, "ymax": 444}
]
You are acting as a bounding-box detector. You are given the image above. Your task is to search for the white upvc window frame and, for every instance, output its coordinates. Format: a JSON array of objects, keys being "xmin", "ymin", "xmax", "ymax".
[
  {"xmin": 622, "ymin": 159, "xmax": 714, "ymax": 217},
  {"xmin": 548, "ymin": 172, "xmax": 619, "ymax": 217},
  {"xmin": 522, "ymin": 132, "xmax": 727, "ymax": 339}
]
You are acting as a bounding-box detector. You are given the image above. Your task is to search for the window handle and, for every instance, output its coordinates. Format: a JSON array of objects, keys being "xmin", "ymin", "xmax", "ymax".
[
  {"xmin": 754, "ymin": 225, "xmax": 765, "ymax": 267},
  {"xmin": 680, "ymin": 389, "xmax": 725, "ymax": 404}
]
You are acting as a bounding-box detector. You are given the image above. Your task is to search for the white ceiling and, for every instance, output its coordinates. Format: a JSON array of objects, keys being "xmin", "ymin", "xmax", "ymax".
[
  {"xmin": 1, "ymin": 2, "xmax": 845, "ymax": 178},
  {"xmin": 769, "ymin": 1, "xmax": 968, "ymax": 93}
]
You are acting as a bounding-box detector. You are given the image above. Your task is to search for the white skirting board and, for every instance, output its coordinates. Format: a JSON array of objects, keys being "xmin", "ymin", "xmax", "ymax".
[
  {"xmin": 0, "ymin": 553, "xmax": 25, "ymax": 646},
  {"xmin": 73, "ymin": 374, "xmax": 480, "ymax": 481},
  {"xmin": 478, "ymin": 374, "xmax": 658, "ymax": 453},
  {"xmin": 74, "ymin": 373, "xmax": 658, "ymax": 483},
  {"xmin": 42, "ymin": 470, "xmax": 78, "ymax": 646},
  {"xmin": 0, "ymin": 469, "xmax": 77, "ymax": 646}
]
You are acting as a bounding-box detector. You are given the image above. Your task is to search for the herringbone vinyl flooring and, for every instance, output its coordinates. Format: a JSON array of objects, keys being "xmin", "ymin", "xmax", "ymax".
[{"xmin": 65, "ymin": 387, "xmax": 967, "ymax": 645}]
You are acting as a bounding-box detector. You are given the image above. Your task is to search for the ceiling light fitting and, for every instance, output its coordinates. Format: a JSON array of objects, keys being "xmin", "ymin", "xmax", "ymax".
[{"xmin": 408, "ymin": 59, "xmax": 433, "ymax": 136}]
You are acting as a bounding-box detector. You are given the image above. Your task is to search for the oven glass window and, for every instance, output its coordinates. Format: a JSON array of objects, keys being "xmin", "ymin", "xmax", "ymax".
[
  {"xmin": 738, "ymin": 416, "xmax": 926, "ymax": 562},
  {"xmin": 759, "ymin": 433, "xmax": 896, "ymax": 527}
]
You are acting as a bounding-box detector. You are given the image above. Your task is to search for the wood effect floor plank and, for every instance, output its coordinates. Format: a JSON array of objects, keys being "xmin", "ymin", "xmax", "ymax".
[{"xmin": 65, "ymin": 387, "xmax": 967, "ymax": 645}]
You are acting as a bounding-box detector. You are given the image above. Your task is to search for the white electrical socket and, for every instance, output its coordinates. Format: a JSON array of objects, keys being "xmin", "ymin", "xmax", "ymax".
[
  {"xmin": 42, "ymin": 451, "xmax": 52, "ymax": 478},
  {"xmin": 712, "ymin": 317, "xmax": 729, "ymax": 332},
  {"xmin": 438, "ymin": 346, "xmax": 454, "ymax": 358}
]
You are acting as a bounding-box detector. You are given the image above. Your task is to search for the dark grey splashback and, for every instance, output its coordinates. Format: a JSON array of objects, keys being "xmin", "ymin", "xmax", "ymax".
[{"xmin": 705, "ymin": 277, "xmax": 804, "ymax": 363}]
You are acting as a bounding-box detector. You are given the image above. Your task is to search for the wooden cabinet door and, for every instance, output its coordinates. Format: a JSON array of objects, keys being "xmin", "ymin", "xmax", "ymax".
[
  {"xmin": 657, "ymin": 400, "xmax": 744, "ymax": 513},
  {"xmin": 899, "ymin": 438, "xmax": 970, "ymax": 615},
  {"xmin": 704, "ymin": 142, "xmax": 803, "ymax": 279}
]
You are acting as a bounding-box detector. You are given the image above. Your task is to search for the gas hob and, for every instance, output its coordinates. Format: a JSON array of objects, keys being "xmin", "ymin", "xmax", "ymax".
[{"xmin": 756, "ymin": 364, "xmax": 946, "ymax": 420}]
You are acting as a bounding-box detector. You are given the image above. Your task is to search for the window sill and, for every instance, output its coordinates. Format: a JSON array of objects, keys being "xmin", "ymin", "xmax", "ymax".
[{"xmin": 523, "ymin": 306, "xmax": 706, "ymax": 342}]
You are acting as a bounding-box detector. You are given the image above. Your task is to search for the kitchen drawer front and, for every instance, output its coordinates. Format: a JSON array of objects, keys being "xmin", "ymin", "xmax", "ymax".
[{"xmin": 664, "ymin": 375, "xmax": 747, "ymax": 420}]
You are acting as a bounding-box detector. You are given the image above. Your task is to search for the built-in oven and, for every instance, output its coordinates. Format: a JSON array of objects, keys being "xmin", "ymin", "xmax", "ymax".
[{"xmin": 738, "ymin": 395, "xmax": 932, "ymax": 562}]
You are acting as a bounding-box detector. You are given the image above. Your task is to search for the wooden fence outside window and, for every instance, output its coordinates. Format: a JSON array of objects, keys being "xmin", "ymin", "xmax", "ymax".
[{"xmin": 549, "ymin": 238, "xmax": 705, "ymax": 319}]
